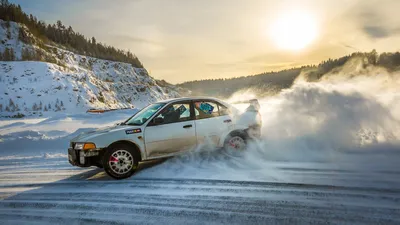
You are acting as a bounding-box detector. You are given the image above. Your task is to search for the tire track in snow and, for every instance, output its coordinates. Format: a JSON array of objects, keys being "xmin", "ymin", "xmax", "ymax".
[
  {"xmin": 1, "ymin": 178, "xmax": 400, "ymax": 224},
  {"xmin": 1, "ymin": 158, "xmax": 400, "ymax": 224}
]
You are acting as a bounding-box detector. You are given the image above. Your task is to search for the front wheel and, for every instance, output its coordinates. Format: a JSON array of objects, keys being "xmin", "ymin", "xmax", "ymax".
[
  {"xmin": 223, "ymin": 131, "xmax": 247, "ymax": 151},
  {"xmin": 103, "ymin": 144, "xmax": 139, "ymax": 179}
]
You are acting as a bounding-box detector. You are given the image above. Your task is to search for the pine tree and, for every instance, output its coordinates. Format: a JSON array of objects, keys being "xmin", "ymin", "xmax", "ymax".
[
  {"xmin": 6, "ymin": 26, "xmax": 11, "ymax": 39},
  {"xmin": 55, "ymin": 100, "xmax": 59, "ymax": 111},
  {"xmin": 1, "ymin": 1, "xmax": 10, "ymax": 6},
  {"xmin": 9, "ymin": 98, "xmax": 15, "ymax": 108},
  {"xmin": 32, "ymin": 103, "xmax": 37, "ymax": 111},
  {"xmin": 56, "ymin": 20, "xmax": 64, "ymax": 30},
  {"xmin": 3, "ymin": 48, "xmax": 11, "ymax": 61},
  {"xmin": 55, "ymin": 102, "xmax": 61, "ymax": 111},
  {"xmin": 44, "ymin": 105, "xmax": 48, "ymax": 111},
  {"xmin": 9, "ymin": 47, "xmax": 15, "ymax": 60},
  {"xmin": 21, "ymin": 48, "xmax": 32, "ymax": 60}
]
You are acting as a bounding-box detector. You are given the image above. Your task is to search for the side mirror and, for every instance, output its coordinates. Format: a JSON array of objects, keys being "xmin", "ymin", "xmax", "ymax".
[{"xmin": 153, "ymin": 117, "xmax": 164, "ymax": 125}]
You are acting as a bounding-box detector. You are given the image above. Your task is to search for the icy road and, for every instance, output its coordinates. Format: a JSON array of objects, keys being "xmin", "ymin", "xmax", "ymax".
[{"xmin": 0, "ymin": 152, "xmax": 400, "ymax": 225}]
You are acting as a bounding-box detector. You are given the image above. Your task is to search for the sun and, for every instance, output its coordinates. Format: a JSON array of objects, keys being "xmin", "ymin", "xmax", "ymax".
[{"xmin": 269, "ymin": 11, "xmax": 318, "ymax": 50}]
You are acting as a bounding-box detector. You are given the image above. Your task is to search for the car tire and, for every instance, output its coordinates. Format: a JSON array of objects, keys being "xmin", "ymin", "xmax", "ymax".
[
  {"xmin": 103, "ymin": 144, "xmax": 139, "ymax": 179},
  {"xmin": 223, "ymin": 130, "xmax": 248, "ymax": 151}
]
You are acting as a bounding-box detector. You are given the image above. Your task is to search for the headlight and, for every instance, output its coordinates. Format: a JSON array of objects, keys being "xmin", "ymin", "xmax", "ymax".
[
  {"xmin": 74, "ymin": 143, "xmax": 84, "ymax": 150},
  {"xmin": 74, "ymin": 142, "xmax": 96, "ymax": 150}
]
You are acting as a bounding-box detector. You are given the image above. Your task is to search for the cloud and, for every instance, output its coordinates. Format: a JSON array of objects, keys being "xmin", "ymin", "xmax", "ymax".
[
  {"xmin": 353, "ymin": 1, "xmax": 400, "ymax": 39},
  {"xmin": 359, "ymin": 11, "xmax": 393, "ymax": 39},
  {"xmin": 112, "ymin": 35, "xmax": 163, "ymax": 47},
  {"xmin": 206, "ymin": 53, "xmax": 300, "ymax": 73},
  {"xmin": 362, "ymin": 26, "xmax": 390, "ymax": 39}
]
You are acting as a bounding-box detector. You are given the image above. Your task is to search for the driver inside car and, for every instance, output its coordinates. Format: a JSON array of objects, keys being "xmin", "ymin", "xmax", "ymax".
[{"xmin": 162, "ymin": 105, "xmax": 180, "ymax": 124}]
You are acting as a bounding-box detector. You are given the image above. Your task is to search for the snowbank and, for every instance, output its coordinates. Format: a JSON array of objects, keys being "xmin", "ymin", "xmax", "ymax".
[{"xmin": 0, "ymin": 20, "xmax": 180, "ymax": 117}]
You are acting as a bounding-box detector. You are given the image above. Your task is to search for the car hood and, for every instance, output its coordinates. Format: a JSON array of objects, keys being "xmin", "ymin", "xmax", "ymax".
[{"xmin": 71, "ymin": 124, "xmax": 136, "ymax": 142}]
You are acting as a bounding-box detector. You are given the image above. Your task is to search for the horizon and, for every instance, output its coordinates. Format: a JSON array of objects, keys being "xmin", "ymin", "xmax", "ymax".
[{"xmin": 9, "ymin": 0, "xmax": 400, "ymax": 84}]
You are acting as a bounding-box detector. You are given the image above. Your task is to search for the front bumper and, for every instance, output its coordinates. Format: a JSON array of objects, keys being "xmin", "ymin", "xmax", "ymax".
[
  {"xmin": 68, "ymin": 148, "xmax": 78, "ymax": 166},
  {"xmin": 68, "ymin": 148, "xmax": 101, "ymax": 167}
]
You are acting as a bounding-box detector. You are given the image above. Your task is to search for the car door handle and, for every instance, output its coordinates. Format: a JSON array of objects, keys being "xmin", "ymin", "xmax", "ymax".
[
  {"xmin": 223, "ymin": 119, "xmax": 232, "ymax": 123},
  {"xmin": 183, "ymin": 124, "xmax": 192, "ymax": 128}
]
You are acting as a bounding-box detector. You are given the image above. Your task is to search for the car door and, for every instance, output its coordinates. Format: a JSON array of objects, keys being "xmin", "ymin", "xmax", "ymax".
[
  {"xmin": 144, "ymin": 101, "xmax": 197, "ymax": 158},
  {"xmin": 194, "ymin": 100, "xmax": 233, "ymax": 147}
]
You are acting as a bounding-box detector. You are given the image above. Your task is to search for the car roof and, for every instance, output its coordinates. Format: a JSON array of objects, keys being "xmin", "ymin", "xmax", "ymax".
[{"xmin": 156, "ymin": 96, "xmax": 225, "ymax": 104}]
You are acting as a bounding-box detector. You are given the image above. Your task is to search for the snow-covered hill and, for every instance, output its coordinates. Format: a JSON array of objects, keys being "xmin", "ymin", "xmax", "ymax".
[{"xmin": 0, "ymin": 20, "xmax": 180, "ymax": 117}]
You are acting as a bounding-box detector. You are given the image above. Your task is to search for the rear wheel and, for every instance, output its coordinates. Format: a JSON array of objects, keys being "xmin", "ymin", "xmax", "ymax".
[
  {"xmin": 103, "ymin": 144, "xmax": 139, "ymax": 179},
  {"xmin": 224, "ymin": 131, "xmax": 247, "ymax": 151}
]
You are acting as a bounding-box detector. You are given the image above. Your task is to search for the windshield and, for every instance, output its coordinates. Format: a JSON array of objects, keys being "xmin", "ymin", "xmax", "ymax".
[{"xmin": 124, "ymin": 103, "xmax": 166, "ymax": 125}]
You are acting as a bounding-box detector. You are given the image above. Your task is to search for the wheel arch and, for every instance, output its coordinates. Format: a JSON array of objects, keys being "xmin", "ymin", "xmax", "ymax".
[
  {"xmin": 107, "ymin": 140, "xmax": 143, "ymax": 161},
  {"xmin": 218, "ymin": 128, "xmax": 248, "ymax": 147}
]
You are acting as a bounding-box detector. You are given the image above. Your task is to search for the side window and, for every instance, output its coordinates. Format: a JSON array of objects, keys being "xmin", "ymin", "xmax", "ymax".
[
  {"xmin": 154, "ymin": 103, "xmax": 191, "ymax": 124},
  {"xmin": 218, "ymin": 103, "xmax": 230, "ymax": 116},
  {"xmin": 194, "ymin": 101, "xmax": 219, "ymax": 119}
]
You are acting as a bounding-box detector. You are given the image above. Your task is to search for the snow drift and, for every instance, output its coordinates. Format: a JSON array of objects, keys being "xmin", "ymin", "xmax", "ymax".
[{"xmin": 0, "ymin": 19, "xmax": 180, "ymax": 117}]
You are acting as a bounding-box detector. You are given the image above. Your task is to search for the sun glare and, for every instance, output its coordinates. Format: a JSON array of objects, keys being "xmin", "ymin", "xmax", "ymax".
[{"xmin": 269, "ymin": 11, "xmax": 318, "ymax": 50}]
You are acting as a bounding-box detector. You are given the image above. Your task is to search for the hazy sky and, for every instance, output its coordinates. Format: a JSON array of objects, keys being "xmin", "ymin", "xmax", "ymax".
[{"xmin": 10, "ymin": 0, "xmax": 400, "ymax": 84}]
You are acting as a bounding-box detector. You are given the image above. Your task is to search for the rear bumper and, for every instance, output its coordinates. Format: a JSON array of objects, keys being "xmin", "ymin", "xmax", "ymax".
[{"xmin": 68, "ymin": 148, "xmax": 102, "ymax": 167}]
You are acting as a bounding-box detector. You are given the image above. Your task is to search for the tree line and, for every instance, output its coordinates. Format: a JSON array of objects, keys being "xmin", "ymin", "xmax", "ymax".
[
  {"xmin": 0, "ymin": 0, "xmax": 143, "ymax": 68},
  {"xmin": 0, "ymin": 47, "xmax": 15, "ymax": 61},
  {"xmin": 179, "ymin": 50, "xmax": 400, "ymax": 98}
]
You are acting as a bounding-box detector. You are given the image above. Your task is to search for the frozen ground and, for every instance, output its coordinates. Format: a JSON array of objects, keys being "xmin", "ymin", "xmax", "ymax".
[
  {"xmin": 1, "ymin": 66, "xmax": 400, "ymax": 224},
  {"xmin": 0, "ymin": 143, "xmax": 399, "ymax": 224},
  {"xmin": 2, "ymin": 163, "xmax": 400, "ymax": 225}
]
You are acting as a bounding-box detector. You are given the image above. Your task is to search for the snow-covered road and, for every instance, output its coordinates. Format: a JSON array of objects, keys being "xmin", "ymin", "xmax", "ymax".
[{"xmin": 1, "ymin": 153, "xmax": 399, "ymax": 225}]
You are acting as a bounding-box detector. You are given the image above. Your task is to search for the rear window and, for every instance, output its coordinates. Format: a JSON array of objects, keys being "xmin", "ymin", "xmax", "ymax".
[{"xmin": 218, "ymin": 103, "xmax": 230, "ymax": 116}]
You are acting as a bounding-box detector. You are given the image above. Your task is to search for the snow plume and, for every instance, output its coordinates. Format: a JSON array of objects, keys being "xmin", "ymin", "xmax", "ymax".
[
  {"xmin": 263, "ymin": 83, "xmax": 399, "ymax": 146},
  {"xmin": 227, "ymin": 89, "xmax": 258, "ymax": 104},
  {"xmin": 138, "ymin": 59, "xmax": 400, "ymax": 182},
  {"xmin": 254, "ymin": 60, "xmax": 400, "ymax": 159},
  {"xmin": 228, "ymin": 58, "xmax": 400, "ymax": 149}
]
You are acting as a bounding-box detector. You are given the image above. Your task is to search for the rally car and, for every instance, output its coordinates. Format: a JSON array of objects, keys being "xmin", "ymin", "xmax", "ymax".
[{"xmin": 68, "ymin": 97, "xmax": 261, "ymax": 179}]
